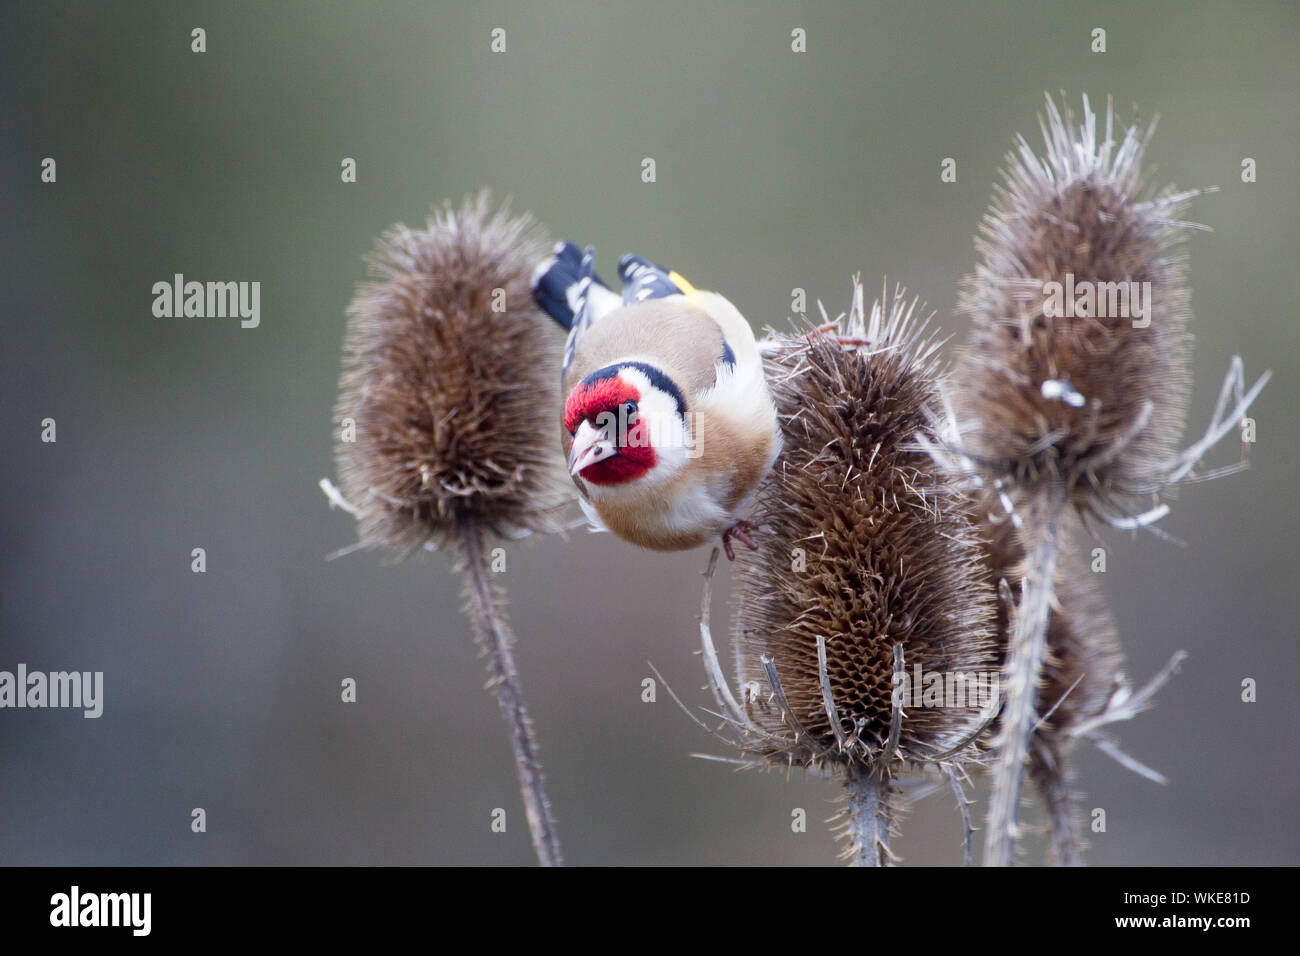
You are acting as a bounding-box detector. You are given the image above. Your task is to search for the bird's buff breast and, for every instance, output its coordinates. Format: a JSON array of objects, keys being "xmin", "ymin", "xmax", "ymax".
[{"xmin": 586, "ymin": 475, "xmax": 732, "ymax": 552}]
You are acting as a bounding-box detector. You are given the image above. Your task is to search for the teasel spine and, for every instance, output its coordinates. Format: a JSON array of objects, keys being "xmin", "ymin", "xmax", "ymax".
[
  {"xmin": 985, "ymin": 485, "xmax": 1064, "ymax": 866},
  {"xmin": 454, "ymin": 516, "xmax": 563, "ymax": 866},
  {"xmin": 845, "ymin": 764, "xmax": 893, "ymax": 867}
]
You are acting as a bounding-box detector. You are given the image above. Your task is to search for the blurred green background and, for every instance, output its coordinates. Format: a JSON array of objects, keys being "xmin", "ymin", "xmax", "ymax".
[{"xmin": 2, "ymin": 0, "xmax": 1297, "ymax": 865}]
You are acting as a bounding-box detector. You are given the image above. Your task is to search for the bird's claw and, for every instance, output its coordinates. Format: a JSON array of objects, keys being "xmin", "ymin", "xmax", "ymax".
[
  {"xmin": 722, "ymin": 521, "xmax": 759, "ymax": 561},
  {"xmin": 810, "ymin": 323, "xmax": 870, "ymax": 349}
]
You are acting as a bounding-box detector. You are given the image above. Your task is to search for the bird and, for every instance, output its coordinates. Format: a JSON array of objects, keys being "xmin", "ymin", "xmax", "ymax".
[{"xmin": 531, "ymin": 242, "xmax": 781, "ymax": 558}]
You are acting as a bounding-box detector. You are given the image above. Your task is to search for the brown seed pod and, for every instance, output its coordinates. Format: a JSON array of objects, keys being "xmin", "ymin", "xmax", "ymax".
[
  {"xmin": 691, "ymin": 281, "xmax": 999, "ymax": 865},
  {"xmin": 956, "ymin": 94, "xmax": 1195, "ymax": 520},
  {"xmin": 735, "ymin": 287, "xmax": 998, "ymax": 767},
  {"xmin": 335, "ymin": 190, "xmax": 574, "ymax": 556},
  {"xmin": 955, "ymin": 95, "xmax": 1227, "ymax": 866},
  {"xmin": 329, "ymin": 191, "xmax": 573, "ymax": 866}
]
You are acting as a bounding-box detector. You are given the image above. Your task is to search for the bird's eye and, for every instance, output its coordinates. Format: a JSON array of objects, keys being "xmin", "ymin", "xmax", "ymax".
[{"xmin": 623, "ymin": 400, "xmax": 637, "ymax": 417}]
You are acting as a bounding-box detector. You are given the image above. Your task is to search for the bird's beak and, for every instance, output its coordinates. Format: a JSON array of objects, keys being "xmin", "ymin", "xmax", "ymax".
[{"xmin": 569, "ymin": 419, "xmax": 617, "ymax": 476}]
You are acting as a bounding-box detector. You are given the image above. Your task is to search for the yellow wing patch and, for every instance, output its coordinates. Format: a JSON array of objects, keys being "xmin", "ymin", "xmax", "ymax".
[{"xmin": 668, "ymin": 270, "xmax": 701, "ymax": 299}]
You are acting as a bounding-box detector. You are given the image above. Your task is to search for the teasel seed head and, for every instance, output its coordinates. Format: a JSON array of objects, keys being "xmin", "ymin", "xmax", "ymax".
[
  {"xmin": 956, "ymin": 94, "xmax": 1196, "ymax": 520},
  {"xmin": 689, "ymin": 281, "xmax": 1002, "ymax": 865},
  {"xmin": 334, "ymin": 190, "xmax": 574, "ymax": 556},
  {"xmin": 954, "ymin": 95, "xmax": 1235, "ymax": 865},
  {"xmin": 727, "ymin": 281, "xmax": 999, "ymax": 775},
  {"xmin": 329, "ymin": 191, "xmax": 572, "ymax": 865}
]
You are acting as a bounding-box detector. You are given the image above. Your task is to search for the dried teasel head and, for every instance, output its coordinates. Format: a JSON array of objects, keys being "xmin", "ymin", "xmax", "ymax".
[
  {"xmin": 688, "ymin": 280, "xmax": 1000, "ymax": 864},
  {"xmin": 327, "ymin": 191, "xmax": 574, "ymax": 865},
  {"xmin": 732, "ymin": 285, "xmax": 998, "ymax": 770},
  {"xmin": 955, "ymin": 95, "xmax": 1258, "ymax": 865},
  {"xmin": 333, "ymin": 191, "xmax": 575, "ymax": 555},
  {"xmin": 956, "ymin": 94, "xmax": 1196, "ymax": 522}
]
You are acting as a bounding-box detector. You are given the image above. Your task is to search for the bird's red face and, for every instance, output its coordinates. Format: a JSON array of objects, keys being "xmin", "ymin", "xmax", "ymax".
[{"xmin": 564, "ymin": 373, "xmax": 656, "ymax": 486}]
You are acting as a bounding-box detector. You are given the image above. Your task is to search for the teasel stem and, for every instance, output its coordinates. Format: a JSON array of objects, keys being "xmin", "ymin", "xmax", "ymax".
[
  {"xmin": 1031, "ymin": 741, "xmax": 1083, "ymax": 867},
  {"xmin": 845, "ymin": 766, "xmax": 893, "ymax": 867},
  {"xmin": 984, "ymin": 481, "xmax": 1066, "ymax": 866},
  {"xmin": 454, "ymin": 516, "xmax": 562, "ymax": 867}
]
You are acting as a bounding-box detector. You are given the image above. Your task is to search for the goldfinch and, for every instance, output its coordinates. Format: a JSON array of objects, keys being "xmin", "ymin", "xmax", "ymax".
[{"xmin": 531, "ymin": 242, "xmax": 781, "ymax": 557}]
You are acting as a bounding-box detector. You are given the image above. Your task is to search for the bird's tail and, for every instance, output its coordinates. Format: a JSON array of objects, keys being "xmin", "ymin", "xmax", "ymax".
[
  {"xmin": 531, "ymin": 241, "xmax": 611, "ymax": 330},
  {"xmin": 617, "ymin": 254, "xmax": 697, "ymax": 304}
]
